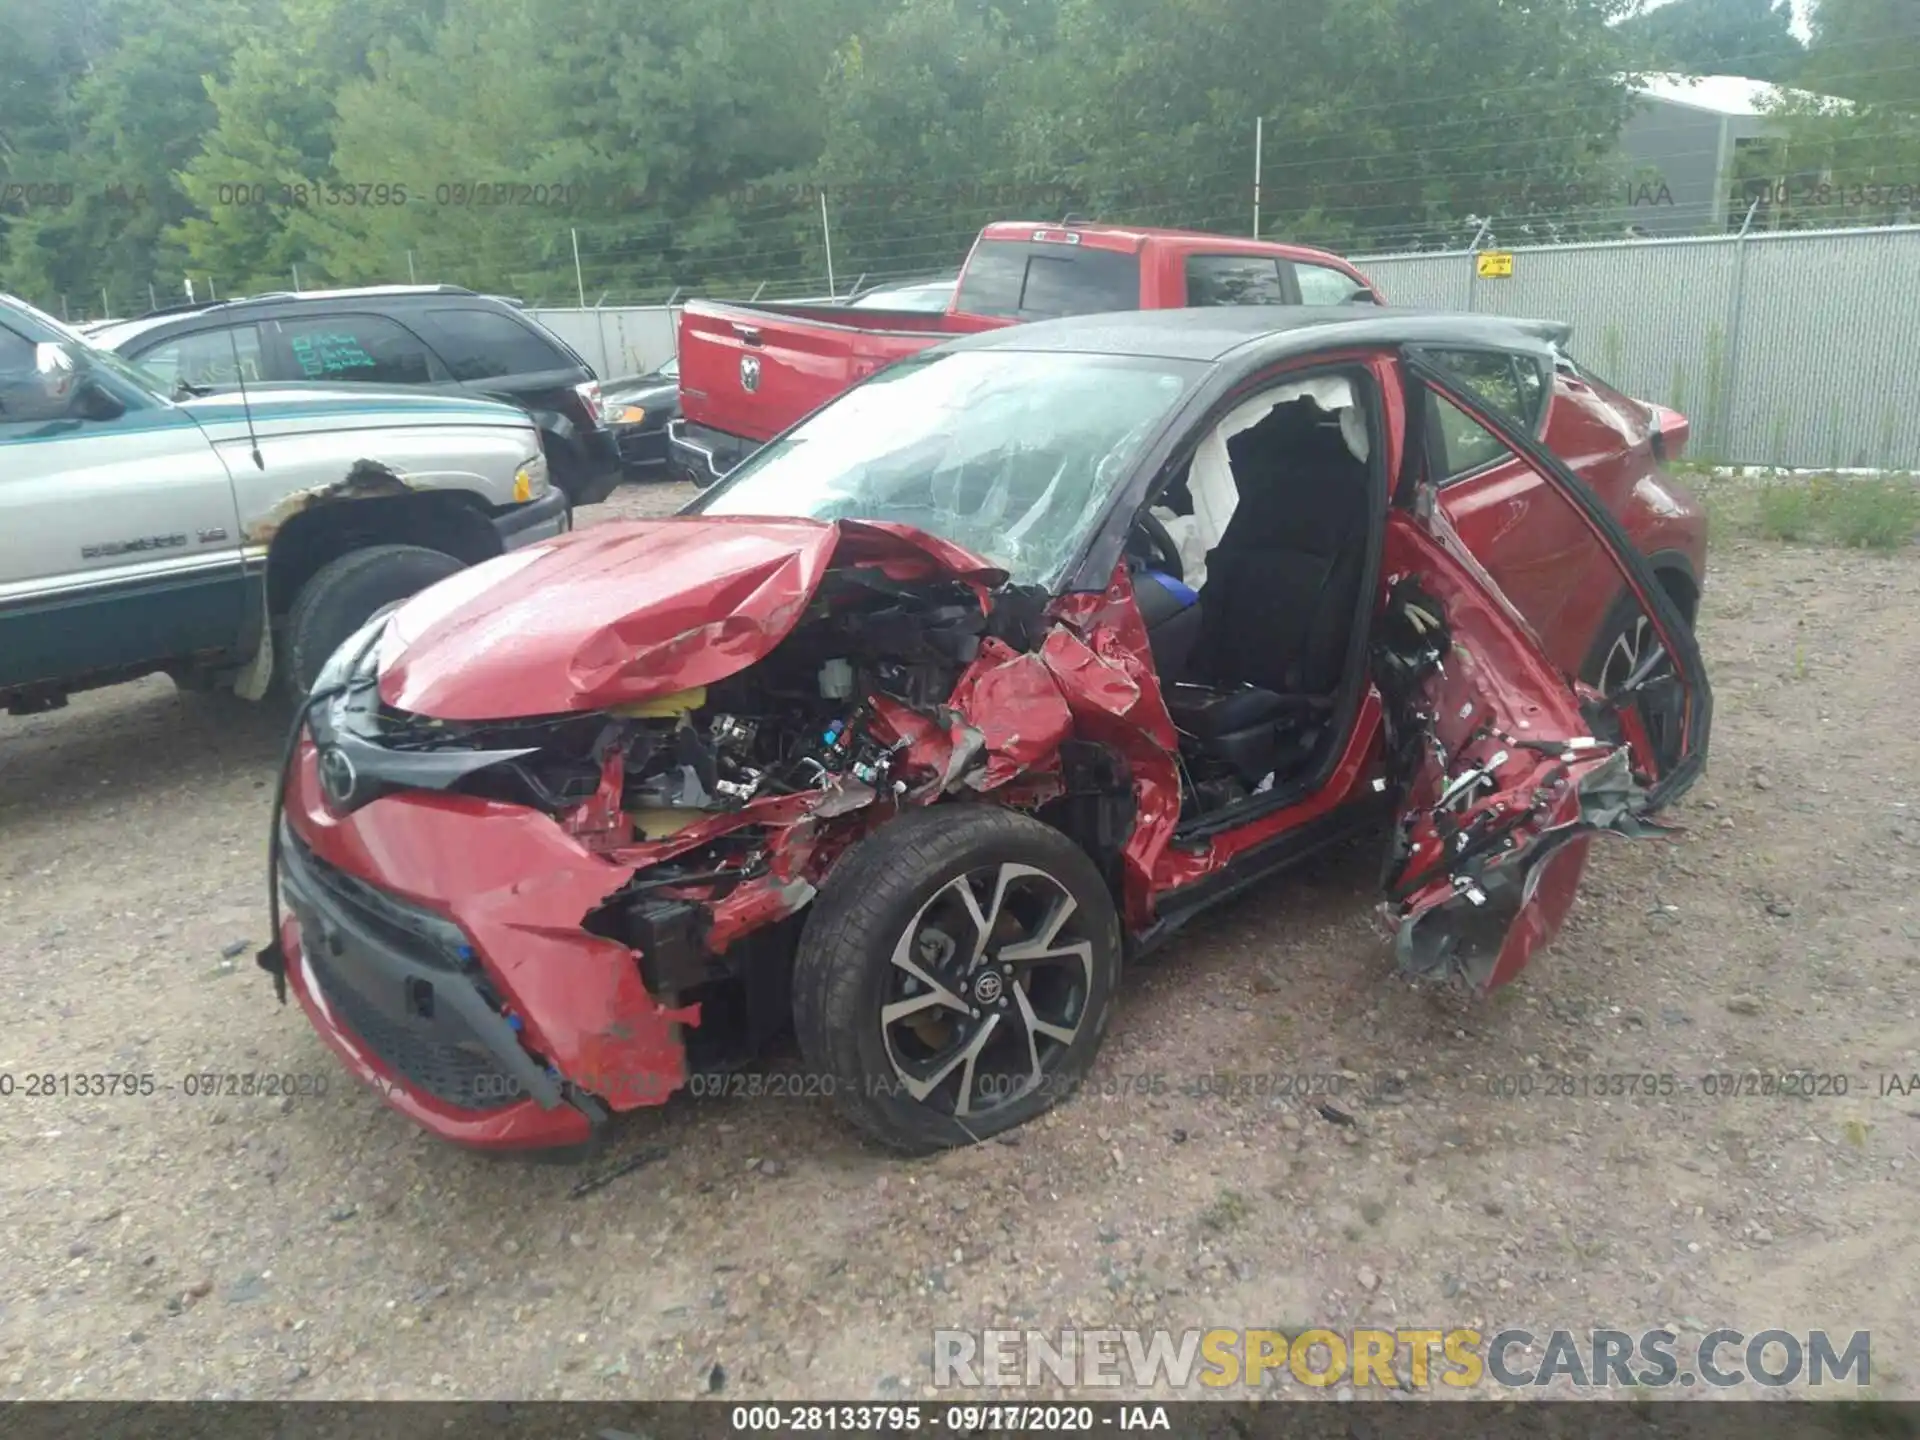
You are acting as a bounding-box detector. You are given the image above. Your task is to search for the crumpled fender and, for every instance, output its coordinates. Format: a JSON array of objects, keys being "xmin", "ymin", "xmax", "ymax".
[
  {"xmin": 1047, "ymin": 570, "xmax": 1183, "ymax": 929},
  {"xmin": 376, "ymin": 516, "xmax": 1007, "ymax": 722}
]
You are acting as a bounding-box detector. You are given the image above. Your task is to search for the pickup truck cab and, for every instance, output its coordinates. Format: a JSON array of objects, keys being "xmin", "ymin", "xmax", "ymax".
[
  {"xmin": 669, "ymin": 220, "xmax": 1381, "ymax": 482},
  {"xmin": 1, "ymin": 292, "xmax": 568, "ymax": 711}
]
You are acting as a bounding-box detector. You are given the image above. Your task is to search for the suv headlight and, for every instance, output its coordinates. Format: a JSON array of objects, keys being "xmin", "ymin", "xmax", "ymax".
[{"xmin": 512, "ymin": 452, "xmax": 549, "ymax": 503}]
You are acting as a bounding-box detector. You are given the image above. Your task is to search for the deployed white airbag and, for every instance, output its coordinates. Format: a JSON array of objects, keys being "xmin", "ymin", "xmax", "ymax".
[{"xmin": 1171, "ymin": 375, "xmax": 1367, "ymax": 588}]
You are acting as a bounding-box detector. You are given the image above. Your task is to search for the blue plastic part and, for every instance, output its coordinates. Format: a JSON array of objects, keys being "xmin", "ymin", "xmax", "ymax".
[{"xmin": 1141, "ymin": 569, "xmax": 1199, "ymax": 607}]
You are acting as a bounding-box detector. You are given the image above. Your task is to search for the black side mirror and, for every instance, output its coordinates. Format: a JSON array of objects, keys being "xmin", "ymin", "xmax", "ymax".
[
  {"xmin": 0, "ymin": 343, "xmax": 84, "ymax": 422},
  {"xmin": 75, "ymin": 380, "xmax": 126, "ymax": 421}
]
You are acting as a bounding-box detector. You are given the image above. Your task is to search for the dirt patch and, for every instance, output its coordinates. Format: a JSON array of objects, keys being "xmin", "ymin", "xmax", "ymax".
[{"xmin": 0, "ymin": 493, "xmax": 1914, "ymax": 1400}]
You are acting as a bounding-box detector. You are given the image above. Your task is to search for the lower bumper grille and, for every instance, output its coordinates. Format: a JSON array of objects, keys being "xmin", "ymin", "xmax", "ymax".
[
  {"xmin": 304, "ymin": 945, "xmax": 524, "ymax": 1111},
  {"xmin": 283, "ymin": 835, "xmax": 538, "ymax": 1113}
]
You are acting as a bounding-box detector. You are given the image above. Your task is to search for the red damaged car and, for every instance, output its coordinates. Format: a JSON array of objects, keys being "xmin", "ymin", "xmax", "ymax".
[{"xmin": 259, "ymin": 307, "xmax": 1711, "ymax": 1155}]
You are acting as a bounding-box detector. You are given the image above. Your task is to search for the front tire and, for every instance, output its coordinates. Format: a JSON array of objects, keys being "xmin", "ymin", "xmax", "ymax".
[
  {"xmin": 793, "ymin": 805, "xmax": 1122, "ymax": 1153},
  {"xmin": 284, "ymin": 544, "xmax": 465, "ymax": 697}
]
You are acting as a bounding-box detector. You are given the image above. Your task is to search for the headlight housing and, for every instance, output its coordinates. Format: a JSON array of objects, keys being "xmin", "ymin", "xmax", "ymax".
[
  {"xmin": 512, "ymin": 451, "xmax": 549, "ymax": 503},
  {"xmin": 308, "ymin": 606, "xmax": 396, "ymax": 704},
  {"xmin": 608, "ymin": 403, "xmax": 647, "ymax": 426}
]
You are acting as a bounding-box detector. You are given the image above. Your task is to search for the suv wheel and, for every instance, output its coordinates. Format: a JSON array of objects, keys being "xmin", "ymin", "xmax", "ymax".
[
  {"xmin": 284, "ymin": 544, "xmax": 465, "ymax": 696},
  {"xmin": 792, "ymin": 805, "xmax": 1122, "ymax": 1153}
]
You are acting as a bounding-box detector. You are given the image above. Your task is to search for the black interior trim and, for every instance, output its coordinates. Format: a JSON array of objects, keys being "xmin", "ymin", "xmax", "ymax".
[
  {"xmin": 1133, "ymin": 790, "xmax": 1396, "ymax": 959},
  {"xmin": 1143, "ymin": 362, "xmax": 1390, "ymax": 841}
]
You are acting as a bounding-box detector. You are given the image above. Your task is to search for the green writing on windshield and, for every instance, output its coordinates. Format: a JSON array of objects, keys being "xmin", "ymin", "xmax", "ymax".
[{"xmin": 289, "ymin": 332, "xmax": 375, "ymax": 378}]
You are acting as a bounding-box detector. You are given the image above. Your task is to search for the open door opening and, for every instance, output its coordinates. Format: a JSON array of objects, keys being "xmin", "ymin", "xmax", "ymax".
[{"xmin": 1127, "ymin": 371, "xmax": 1384, "ymax": 832}]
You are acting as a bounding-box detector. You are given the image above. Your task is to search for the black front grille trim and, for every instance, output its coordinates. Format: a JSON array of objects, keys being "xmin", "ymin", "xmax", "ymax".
[{"xmin": 289, "ymin": 832, "xmax": 470, "ymax": 972}]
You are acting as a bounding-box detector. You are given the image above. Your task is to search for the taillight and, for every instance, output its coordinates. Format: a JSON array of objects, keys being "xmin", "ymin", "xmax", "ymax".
[
  {"xmin": 574, "ymin": 379, "xmax": 605, "ymax": 427},
  {"xmin": 1646, "ymin": 403, "xmax": 1689, "ymax": 463}
]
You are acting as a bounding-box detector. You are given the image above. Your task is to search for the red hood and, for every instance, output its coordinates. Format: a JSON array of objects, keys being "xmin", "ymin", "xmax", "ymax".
[{"xmin": 376, "ymin": 515, "xmax": 1006, "ymax": 721}]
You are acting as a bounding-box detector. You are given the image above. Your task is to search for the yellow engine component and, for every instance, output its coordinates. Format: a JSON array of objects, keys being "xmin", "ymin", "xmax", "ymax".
[
  {"xmin": 627, "ymin": 807, "xmax": 704, "ymax": 840},
  {"xmin": 613, "ymin": 686, "xmax": 708, "ymax": 719}
]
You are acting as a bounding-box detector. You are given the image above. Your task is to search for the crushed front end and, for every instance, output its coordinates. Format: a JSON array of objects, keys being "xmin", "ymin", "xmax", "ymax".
[{"xmin": 262, "ymin": 523, "xmax": 1101, "ymax": 1150}]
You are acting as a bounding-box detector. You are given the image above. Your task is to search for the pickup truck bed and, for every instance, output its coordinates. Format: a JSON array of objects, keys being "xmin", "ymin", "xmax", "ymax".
[{"xmin": 671, "ymin": 221, "xmax": 1382, "ymax": 482}]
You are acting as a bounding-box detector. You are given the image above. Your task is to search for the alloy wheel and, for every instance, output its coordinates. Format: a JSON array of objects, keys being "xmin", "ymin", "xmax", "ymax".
[{"xmin": 880, "ymin": 863, "xmax": 1096, "ymax": 1119}]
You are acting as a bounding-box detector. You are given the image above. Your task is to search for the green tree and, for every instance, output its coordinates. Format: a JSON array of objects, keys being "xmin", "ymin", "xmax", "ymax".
[
  {"xmin": 167, "ymin": 0, "xmax": 447, "ymax": 294},
  {"xmin": 1007, "ymin": 0, "xmax": 1644, "ymax": 249},
  {"xmin": 307, "ymin": 0, "xmax": 877, "ymax": 301},
  {"xmin": 815, "ymin": 0, "xmax": 1055, "ymax": 284},
  {"xmin": 1747, "ymin": 0, "xmax": 1920, "ymax": 227},
  {"xmin": 1, "ymin": 0, "xmax": 255, "ymax": 314},
  {"xmin": 1616, "ymin": 0, "xmax": 1806, "ymax": 83}
]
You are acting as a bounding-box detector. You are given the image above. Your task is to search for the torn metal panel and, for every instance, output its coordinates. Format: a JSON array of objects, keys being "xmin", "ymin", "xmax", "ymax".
[
  {"xmin": 1379, "ymin": 509, "xmax": 1674, "ymax": 992},
  {"xmin": 1047, "ymin": 569, "xmax": 1182, "ymax": 929},
  {"xmin": 944, "ymin": 639, "xmax": 1076, "ymax": 792}
]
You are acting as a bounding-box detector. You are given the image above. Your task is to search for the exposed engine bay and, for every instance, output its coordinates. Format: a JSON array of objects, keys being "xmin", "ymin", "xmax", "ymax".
[{"xmin": 366, "ymin": 568, "xmax": 1023, "ymax": 842}]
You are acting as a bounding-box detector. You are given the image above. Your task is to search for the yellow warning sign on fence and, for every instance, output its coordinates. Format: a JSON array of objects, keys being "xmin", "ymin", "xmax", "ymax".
[{"xmin": 1476, "ymin": 251, "xmax": 1514, "ymax": 278}]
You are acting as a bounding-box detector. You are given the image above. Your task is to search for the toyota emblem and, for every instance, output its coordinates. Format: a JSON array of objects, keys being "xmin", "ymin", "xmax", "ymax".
[
  {"xmin": 739, "ymin": 354, "xmax": 761, "ymax": 392},
  {"xmin": 318, "ymin": 745, "xmax": 357, "ymax": 809}
]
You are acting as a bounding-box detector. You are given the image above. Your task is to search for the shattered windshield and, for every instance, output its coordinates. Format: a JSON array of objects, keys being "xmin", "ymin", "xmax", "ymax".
[{"xmin": 690, "ymin": 349, "xmax": 1200, "ymax": 587}]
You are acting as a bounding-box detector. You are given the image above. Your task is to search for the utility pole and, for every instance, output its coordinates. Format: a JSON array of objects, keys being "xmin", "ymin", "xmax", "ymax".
[
  {"xmin": 571, "ymin": 228, "xmax": 586, "ymax": 308},
  {"xmin": 820, "ymin": 190, "xmax": 836, "ymax": 296},
  {"xmin": 1252, "ymin": 117, "xmax": 1264, "ymax": 238}
]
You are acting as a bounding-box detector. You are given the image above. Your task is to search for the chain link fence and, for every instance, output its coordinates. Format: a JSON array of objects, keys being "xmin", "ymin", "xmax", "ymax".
[{"xmin": 1350, "ymin": 222, "xmax": 1920, "ymax": 470}]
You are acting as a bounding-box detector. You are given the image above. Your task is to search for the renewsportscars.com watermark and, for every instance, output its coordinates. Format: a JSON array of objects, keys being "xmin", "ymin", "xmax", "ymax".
[{"xmin": 932, "ymin": 1328, "xmax": 1872, "ymax": 1391}]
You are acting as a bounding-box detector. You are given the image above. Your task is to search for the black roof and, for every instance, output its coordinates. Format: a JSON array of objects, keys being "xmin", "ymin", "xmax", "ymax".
[
  {"xmin": 88, "ymin": 285, "xmax": 498, "ymax": 349},
  {"xmin": 939, "ymin": 305, "xmax": 1572, "ymax": 363}
]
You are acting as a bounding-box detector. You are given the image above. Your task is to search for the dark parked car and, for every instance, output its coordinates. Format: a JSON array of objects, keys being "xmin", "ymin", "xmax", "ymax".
[
  {"xmin": 599, "ymin": 354, "xmax": 679, "ymax": 479},
  {"xmin": 91, "ymin": 286, "xmax": 623, "ymax": 507}
]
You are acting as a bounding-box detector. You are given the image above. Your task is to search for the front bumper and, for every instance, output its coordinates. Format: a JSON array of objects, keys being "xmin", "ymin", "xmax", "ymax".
[
  {"xmin": 492, "ymin": 484, "xmax": 571, "ymax": 550},
  {"xmin": 277, "ymin": 739, "xmax": 695, "ymax": 1151}
]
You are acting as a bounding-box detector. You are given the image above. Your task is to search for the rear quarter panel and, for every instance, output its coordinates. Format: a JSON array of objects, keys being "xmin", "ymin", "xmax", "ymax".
[
  {"xmin": 1540, "ymin": 368, "xmax": 1708, "ymax": 611},
  {"xmin": 1441, "ymin": 368, "xmax": 1707, "ymax": 676}
]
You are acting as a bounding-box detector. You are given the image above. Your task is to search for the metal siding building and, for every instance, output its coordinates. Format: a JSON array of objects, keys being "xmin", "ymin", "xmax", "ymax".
[{"xmin": 1615, "ymin": 74, "xmax": 1852, "ymax": 237}]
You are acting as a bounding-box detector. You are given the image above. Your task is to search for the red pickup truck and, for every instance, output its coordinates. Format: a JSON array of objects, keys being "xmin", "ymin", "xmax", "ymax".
[{"xmin": 667, "ymin": 219, "xmax": 1383, "ymax": 483}]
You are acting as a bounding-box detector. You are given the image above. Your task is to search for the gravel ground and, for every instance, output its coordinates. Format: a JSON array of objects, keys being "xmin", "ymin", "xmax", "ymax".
[{"xmin": 1, "ymin": 483, "xmax": 1915, "ymax": 1401}]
